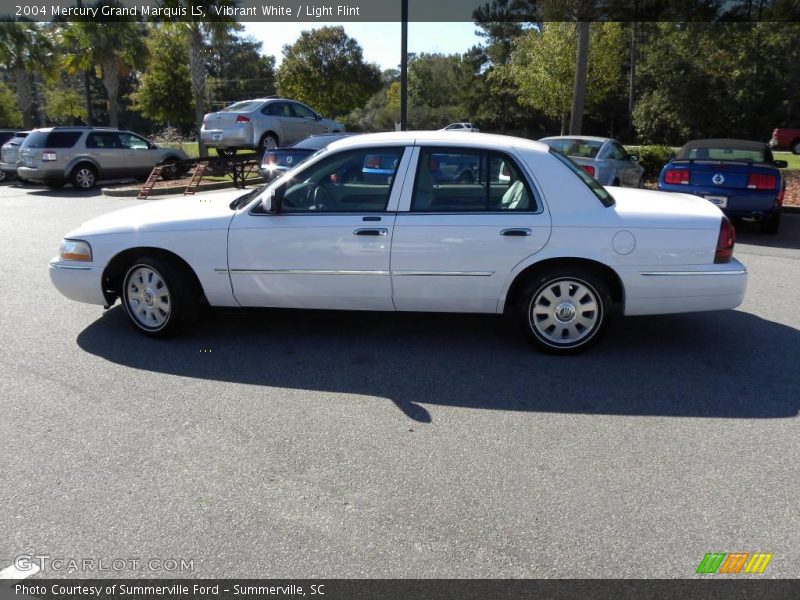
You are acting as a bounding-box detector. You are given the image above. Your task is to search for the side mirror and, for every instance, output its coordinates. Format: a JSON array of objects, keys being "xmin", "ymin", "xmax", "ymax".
[
  {"xmin": 629, "ymin": 154, "xmax": 639, "ymax": 162},
  {"xmin": 261, "ymin": 186, "xmax": 283, "ymax": 213},
  {"xmin": 314, "ymin": 113, "xmax": 322, "ymax": 121},
  {"xmin": 774, "ymin": 159, "xmax": 788, "ymax": 168}
]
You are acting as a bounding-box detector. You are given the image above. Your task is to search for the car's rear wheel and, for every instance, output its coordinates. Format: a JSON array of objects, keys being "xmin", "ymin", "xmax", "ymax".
[
  {"xmin": 519, "ymin": 269, "xmax": 610, "ymax": 354},
  {"xmin": 760, "ymin": 212, "xmax": 781, "ymax": 235},
  {"xmin": 121, "ymin": 256, "xmax": 199, "ymax": 338},
  {"xmin": 0, "ymin": 171, "xmax": 7, "ymax": 183},
  {"xmin": 260, "ymin": 133, "xmax": 278, "ymax": 152},
  {"xmin": 216, "ymin": 148, "xmax": 236, "ymax": 158},
  {"xmin": 792, "ymin": 140, "xmax": 800, "ymax": 155},
  {"xmin": 71, "ymin": 164, "xmax": 97, "ymax": 190}
]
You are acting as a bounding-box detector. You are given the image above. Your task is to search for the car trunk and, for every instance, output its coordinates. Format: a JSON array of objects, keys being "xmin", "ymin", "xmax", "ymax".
[{"xmin": 674, "ymin": 160, "xmax": 777, "ymax": 191}]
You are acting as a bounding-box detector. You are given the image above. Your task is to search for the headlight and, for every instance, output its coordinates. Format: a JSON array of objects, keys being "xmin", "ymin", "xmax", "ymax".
[{"xmin": 59, "ymin": 239, "xmax": 92, "ymax": 262}]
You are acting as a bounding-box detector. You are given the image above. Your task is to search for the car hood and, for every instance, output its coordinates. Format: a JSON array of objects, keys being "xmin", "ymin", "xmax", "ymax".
[
  {"xmin": 67, "ymin": 190, "xmax": 248, "ymax": 238},
  {"xmin": 609, "ymin": 186, "xmax": 723, "ymax": 228}
]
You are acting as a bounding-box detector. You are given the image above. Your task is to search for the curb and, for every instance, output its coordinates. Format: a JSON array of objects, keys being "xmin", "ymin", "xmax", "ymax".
[
  {"xmin": 783, "ymin": 205, "xmax": 800, "ymax": 214},
  {"xmin": 102, "ymin": 177, "xmax": 264, "ymax": 198}
]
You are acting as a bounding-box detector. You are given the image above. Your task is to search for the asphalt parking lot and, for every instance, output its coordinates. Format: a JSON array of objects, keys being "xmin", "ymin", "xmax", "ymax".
[{"xmin": 1, "ymin": 181, "xmax": 798, "ymax": 579}]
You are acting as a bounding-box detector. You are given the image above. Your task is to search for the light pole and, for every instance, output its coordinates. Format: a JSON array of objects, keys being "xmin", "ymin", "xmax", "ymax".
[{"xmin": 400, "ymin": 0, "xmax": 408, "ymax": 131}]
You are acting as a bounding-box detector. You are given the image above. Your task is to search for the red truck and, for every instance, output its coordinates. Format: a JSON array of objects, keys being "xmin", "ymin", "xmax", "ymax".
[{"xmin": 769, "ymin": 128, "xmax": 800, "ymax": 154}]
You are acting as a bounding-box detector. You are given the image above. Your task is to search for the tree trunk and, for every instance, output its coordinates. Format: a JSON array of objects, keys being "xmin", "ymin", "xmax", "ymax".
[
  {"xmin": 14, "ymin": 66, "xmax": 34, "ymax": 129},
  {"xmin": 569, "ymin": 21, "xmax": 590, "ymax": 136},
  {"xmin": 83, "ymin": 69, "xmax": 93, "ymax": 125},
  {"xmin": 628, "ymin": 23, "xmax": 636, "ymax": 131},
  {"xmin": 560, "ymin": 112, "xmax": 568, "ymax": 136},
  {"xmin": 189, "ymin": 25, "xmax": 208, "ymax": 157},
  {"xmin": 101, "ymin": 57, "xmax": 120, "ymax": 128}
]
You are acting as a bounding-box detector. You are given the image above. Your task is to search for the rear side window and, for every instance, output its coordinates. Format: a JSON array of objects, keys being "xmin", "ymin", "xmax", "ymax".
[
  {"xmin": 222, "ymin": 100, "xmax": 262, "ymax": 112},
  {"xmin": 411, "ymin": 148, "xmax": 536, "ymax": 212},
  {"xmin": 550, "ymin": 149, "xmax": 615, "ymax": 207},
  {"xmin": 24, "ymin": 131, "xmax": 82, "ymax": 148}
]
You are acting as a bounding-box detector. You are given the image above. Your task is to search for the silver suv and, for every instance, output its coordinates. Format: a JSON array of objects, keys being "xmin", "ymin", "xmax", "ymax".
[
  {"xmin": 17, "ymin": 127, "xmax": 188, "ymax": 190},
  {"xmin": 0, "ymin": 130, "xmax": 28, "ymax": 183},
  {"xmin": 201, "ymin": 98, "xmax": 344, "ymax": 157}
]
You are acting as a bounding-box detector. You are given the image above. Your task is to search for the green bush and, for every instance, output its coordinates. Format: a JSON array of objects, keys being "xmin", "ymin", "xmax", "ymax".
[{"xmin": 629, "ymin": 145, "xmax": 676, "ymax": 181}]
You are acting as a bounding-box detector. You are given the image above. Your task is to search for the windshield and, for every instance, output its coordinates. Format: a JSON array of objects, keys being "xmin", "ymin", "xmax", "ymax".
[
  {"xmin": 550, "ymin": 149, "xmax": 614, "ymax": 207},
  {"xmin": 221, "ymin": 100, "xmax": 262, "ymax": 113},
  {"xmin": 543, "ymin": 138, "xmax": 604, "ymax": 159}
]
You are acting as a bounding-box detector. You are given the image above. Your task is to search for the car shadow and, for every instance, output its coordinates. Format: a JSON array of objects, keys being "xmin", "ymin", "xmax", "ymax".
[
  {"xmin": 26, "ymin": 187, "xmax": 105, "ymax": 198},
  {"xmin": 735, "ymin": 212, "xmax": 800, "ymax": 250},
  {"xmin": 77, "ymin": 307, "xmax": 799, "ymax": 423}
]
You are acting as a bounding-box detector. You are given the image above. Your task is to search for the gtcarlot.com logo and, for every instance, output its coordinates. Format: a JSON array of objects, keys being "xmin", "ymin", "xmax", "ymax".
[
  {"xmin": 696, "ymin": 552, "xmax": 773, "ymax": 574},
  {"xmin": 11, "ymin": 555, "xmax": 195, "ymax": 573}
]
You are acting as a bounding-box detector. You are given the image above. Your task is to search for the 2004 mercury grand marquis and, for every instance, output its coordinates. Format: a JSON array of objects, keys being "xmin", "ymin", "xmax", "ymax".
[{"xmin": 50, "ymin": 132, "xmax": 747, "ymax": 353}]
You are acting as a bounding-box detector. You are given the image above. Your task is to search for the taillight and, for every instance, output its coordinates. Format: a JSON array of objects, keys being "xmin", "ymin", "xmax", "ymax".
[
  {"xmin": 365, "ymin": 156, "xmax": 381, "ymax": 169},
  {"xmin": 746, "ymin": 173, "xmax": 776, "ymax": 190},
  {"xmin": 581, "ymin": 165, "xmax": 595, "ymax": 177},
  {"xmin": 236, "ymin": 115, "xmax": 250, "ymax": 123},
  {"xmin": 664, "ymin": 169, "xmax": 690, "ymax": 185},
  {"xmin": 714, "ymin": 216, "xmax": 735, "ymax": 264},
  {"xmin": 42, "ymin": 151, "xmax": 57, "ymax": 162}
]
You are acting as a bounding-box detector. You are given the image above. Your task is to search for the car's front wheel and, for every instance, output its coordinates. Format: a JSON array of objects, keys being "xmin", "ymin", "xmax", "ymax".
[
  {"xmin": 260, "ymin": 133, "xmax": 278, "ymax": 152},
  {"xmin": 122, "ymin": 256, "xmax": 199, "ymax": 337},
  {"xmin": 519, "ymin": 270, "xmax": 610, "ymax": 354}
]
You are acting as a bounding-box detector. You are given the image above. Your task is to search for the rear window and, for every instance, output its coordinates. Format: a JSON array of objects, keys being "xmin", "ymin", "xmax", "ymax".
[
  {"xmin": 550, "ymin": 149, "xmax": 615, "ymax": 207},
  {"xmin": 23, "ymin": 131, "xmax": 82, "ymax": 148},
  {"xmin": 544, "ymin": 138, "xmax": 604, "ymax": 159},
  {"xmin": 221, "ymin": 101, "xmax": 262, "ymax": 113},
  {"xmin": 678, "ymin": 145, "xmax": 767, "ymax": 163},
  {"xmin": 5, "ymin": 135, "xmax": 26, "ymax": 146}
]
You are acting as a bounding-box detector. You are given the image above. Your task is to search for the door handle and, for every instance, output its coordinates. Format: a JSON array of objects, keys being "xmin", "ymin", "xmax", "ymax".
[
  {"xmin": 500, "ymin": 228, "xmax": 532, "ymax": 237},
  {"xmin": 354, "ymin": 228, "xmax": 388, "ymax": 236}
]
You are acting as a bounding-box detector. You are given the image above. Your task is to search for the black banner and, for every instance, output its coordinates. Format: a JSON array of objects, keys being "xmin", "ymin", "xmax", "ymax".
[
  {"xmin": 3, "ymin": 0, "xmax": 800, "ymax": 23},
  {"xmin": 2, "ymin": 580, "xmax": 800, "ymax": 600}
]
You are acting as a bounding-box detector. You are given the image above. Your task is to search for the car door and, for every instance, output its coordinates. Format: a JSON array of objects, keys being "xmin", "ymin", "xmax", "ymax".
[
  {"xmin": 117, "ymin": 132, "xmax": 158, "ymax": 177},
  {"xmin": 227, "ymin": 144, "xmax": 413, "ymax": 309},
  {"xmin": 290, "ymin": 102, "xmax": 327, "ymax": 137},
  {"xmin": 260, "ymin": 102, "xmax": 299, "ymax": 145},
  {"xmin": 606, "ymin": 141, "xmax": 640, "ymax": 186},
  {"xmin": 391, "ymin": 146, "xmax": 551, "ymax": 313},
  {"xmin": 85, "ymin": 132, "xmax": 125, "ymax": 178}
]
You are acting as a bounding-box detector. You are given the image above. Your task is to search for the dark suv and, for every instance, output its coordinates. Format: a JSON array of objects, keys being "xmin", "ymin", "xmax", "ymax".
[{"xmin": 17, "ymin": 127, "xmax": 187, "ymax": 189}]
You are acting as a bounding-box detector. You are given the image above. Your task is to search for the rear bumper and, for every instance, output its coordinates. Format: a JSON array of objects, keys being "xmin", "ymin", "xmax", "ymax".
[
  {"xmin": 17, "ymin": 166, "xmax": 66, "ymax": 182},
  {"xmin": 49, "ymin": 258, "xmax": 107, "ymax": 305},
  {"xmin": 658, "ymin": 185, "xmax": 780, "ymax": 218},
  {"xmin": 200, "ymin": 127, "xmax": 253, "ymax": 147},
  {"xmin": 620, "ymin": 258, "xmax": 747, "ymax": 316}
]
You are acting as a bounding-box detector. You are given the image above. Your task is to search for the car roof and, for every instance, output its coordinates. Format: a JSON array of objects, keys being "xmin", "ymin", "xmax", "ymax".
[
  {"xmin": 325, "ymin": 131, "xmax": 550, "ymax": 153},
  {"xmin": 540, "ymin": 135, "xmax": 612, "ymax": 143}
]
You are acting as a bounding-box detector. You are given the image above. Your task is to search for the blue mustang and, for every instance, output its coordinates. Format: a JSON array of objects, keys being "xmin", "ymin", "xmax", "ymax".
[{"xmin": 658, "ymin": 139, "xmax": 786, "ymax": 234}]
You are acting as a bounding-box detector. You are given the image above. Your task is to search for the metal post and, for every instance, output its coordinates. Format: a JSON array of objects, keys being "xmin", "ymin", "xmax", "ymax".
[{"xmin": 400, "ymin": 0, "xmax": 408, "ymax": 131}]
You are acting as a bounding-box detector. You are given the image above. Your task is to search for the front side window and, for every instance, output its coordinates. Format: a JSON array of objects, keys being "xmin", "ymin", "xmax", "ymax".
[
  {"xmin": 607, "ymin": 143, "xmax": 628, "ymax": 160},
  {"xmin": 411, "ymin": 148, "xmax": 535, "ymax": 212},
  {"xmin": 291, "ymin": 103, "xmax": 316, "ymax": 119},
  {"xmin": 86, "ymin": 133, "xmax": 121, "ymax": 149},
  {"xmin": 279, "ymin": 147, "xmax": 404, "ymax": 213},
  {"xmin": 264, "ymin": 102, "xmax": 291, "ymax": 117},
  {"xmin": 118, "ymin": 133, "xmax": 149, "ymax": 150}
]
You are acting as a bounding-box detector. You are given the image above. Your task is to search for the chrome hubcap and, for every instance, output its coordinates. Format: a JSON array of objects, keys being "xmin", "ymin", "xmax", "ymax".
[
  {"xmin": 530, "ymin": 279, "xmax": 600, "ymax": 345},
  {"xmin": 126, "ymin": 266, "xmax": 170, "ymax": 329},
  {"xmin": 76, "ymin": 169, "xmax": 94, "ymax": 188},
  {"xmin": 263, "ymin": 137, "xmax": 277, "ymax": 150}
]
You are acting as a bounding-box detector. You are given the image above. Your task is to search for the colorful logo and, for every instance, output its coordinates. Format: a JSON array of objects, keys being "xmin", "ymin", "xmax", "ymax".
[{"xmin": 696, "ymin": 552, "xmax": 773, "ymax": 574}]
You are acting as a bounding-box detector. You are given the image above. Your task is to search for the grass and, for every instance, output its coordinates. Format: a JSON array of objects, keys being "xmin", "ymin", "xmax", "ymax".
[{"xmin": 772, "ymin": 151, "xmax": 800, "ymax": 170}]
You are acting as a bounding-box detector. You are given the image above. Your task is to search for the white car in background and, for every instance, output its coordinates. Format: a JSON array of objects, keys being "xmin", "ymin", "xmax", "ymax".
[
  {"xmin": 441, "ymin": 122, "xmax": 480, "ymax": 132},
  {"xmin": 49, "ymin": 132, "xmax": 746, "ymax": 354}
]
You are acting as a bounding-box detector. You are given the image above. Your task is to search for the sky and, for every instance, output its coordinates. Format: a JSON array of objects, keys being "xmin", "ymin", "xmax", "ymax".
[{"xmin": 243, "ymin": 22, "xmax": 482, "ymax": 71}]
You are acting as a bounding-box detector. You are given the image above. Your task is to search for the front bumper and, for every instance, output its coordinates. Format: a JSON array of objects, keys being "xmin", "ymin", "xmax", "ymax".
[{"xmin": 49, "ymin": 258, "xmax": 107, "ymax": 305}]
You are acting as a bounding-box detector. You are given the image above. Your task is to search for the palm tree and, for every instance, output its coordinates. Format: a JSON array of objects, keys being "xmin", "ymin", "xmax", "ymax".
[
  {"xmin": 0, "ymin": 19, "xmax": 52, "ymax": 128},
  {"xmin": 60, "ymin": 4, "xmax": 147, "ymax": 128},
  {"xmin": 161, "ymin": 0, "xmax": 238, "ymax": 156}
]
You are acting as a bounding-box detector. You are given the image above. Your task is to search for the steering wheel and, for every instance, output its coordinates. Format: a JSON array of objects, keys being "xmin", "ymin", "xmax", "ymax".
[{"xmin": 311, "ymin": 185, "xmax": 333, "ymax": 210}]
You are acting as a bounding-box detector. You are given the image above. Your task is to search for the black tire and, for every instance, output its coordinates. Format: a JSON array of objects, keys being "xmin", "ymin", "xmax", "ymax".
[
  {"xmin": 71, "ymin": 163, "xmax": 97, "ymax": 190},
  {"xmin": 216, "ymin": 148, "xmax": 237, "ymax": 158},
  {"xmin": 121, "ymin": 256, "xmax": 201, "ymax": 338},
  {"xmin": 159, "ymin": 158, "xmax": 180, "ymax": 180},
  {"xmin": 0, "ymin": 171, "xmax": 7, "ymax": 183},
  {"xmin": 760, "ymin": 212, "xmax": 781, "ymax": 235},
  {"xmin": 259, "ymin": 133, "xmax": 278, "ymax": 152},
  {"xmin": 792, "ymin": 140, "xmax": 800, "ymax": 155},
  {"xmin": 612, "ymin": 177, "xmax": 621, "ymax": 186},
  {"xmin": 45, "ymin": 180, "xmax": 66, "ymax": 189},
  {"xmin": 518, "ymin": 268, "xmax": 611, "ymax": 355}
]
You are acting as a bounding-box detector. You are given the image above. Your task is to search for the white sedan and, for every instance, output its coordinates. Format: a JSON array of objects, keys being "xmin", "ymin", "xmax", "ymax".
[{"xmin": 49, "ymin": 132, "xmax": 747, "ymax": 354}]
